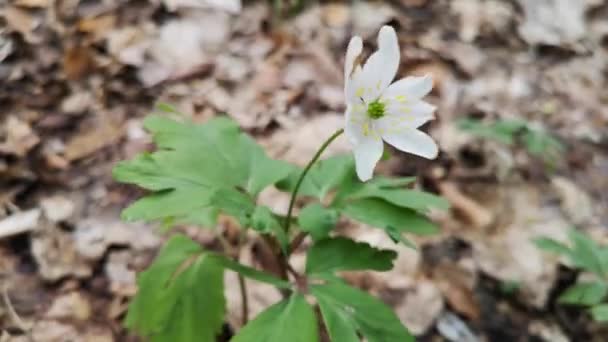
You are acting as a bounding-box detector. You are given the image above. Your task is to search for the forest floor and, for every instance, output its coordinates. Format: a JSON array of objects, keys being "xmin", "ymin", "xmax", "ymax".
[{"xmin": 1, "ymin": 0, "xmax": 608, "ymax": 341}]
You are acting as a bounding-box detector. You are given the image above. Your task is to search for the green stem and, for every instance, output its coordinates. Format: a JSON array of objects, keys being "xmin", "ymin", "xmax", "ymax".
[{"xmin": 283, "ymin": 129, "xmax": 344, "ymax": 239}]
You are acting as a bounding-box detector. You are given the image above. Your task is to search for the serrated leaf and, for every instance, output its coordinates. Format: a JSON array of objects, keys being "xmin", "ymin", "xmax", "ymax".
[
  {"xmin": 211, "ymin": 188, "xmax": 255, "ymax": 225},
  {"xmin": 297, "ymin": 203, "xmax": 339, "ymax": 240},
  {"xmin": 231, "ymin": 294, "xmax": 318, "ymax": 342},
  {"xmin": 250, "ymin": 206, "xmax": 288, "ymax": 253},
  {"xmin": 125, "ymin": 235, "xmax": 225, "ymax": 342},
  {"xmin": 120, "ymin": 188, "xmax": 216, "ymax": 224},
  {"xmin": 114, "ymin": 116, "xmax": 293, "ymax": 226},
  {"xmin": 278, "ymin": 155, "xmax": 354, "ymax": 200},
  {"xmin": 311, "ymin": 282, "xmax": 414, "ymax": 342},
  {"xmin": 590, "ymin": 304, "xmax": 608, "ymax": 322},
  {"xmin": 244, "ymin": 139, "xmax": 293, "ymax": 196},
  {"xmin": 210, "ymin": 255, "xmax": 292, "ymax": 289},
  {"xmin": 341, "ymin": 198, "xmax": 438, "ymax": 236},
  {"xmin": 306, "ymin": 237, "xmax": 397, "ymax": 276},
  {"xmin": 558, "ymin": 282, "xmax": 608, "ymax": 306}
]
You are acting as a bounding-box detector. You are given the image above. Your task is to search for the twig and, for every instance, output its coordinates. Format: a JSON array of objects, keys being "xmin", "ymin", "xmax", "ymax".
[
  {"xmin": 2, "ymin": 285, "xmax": 33, "ymax": 341},
  {"xmin": 0, "ymin": 209, "xmax": 40, "ymax": 240}
]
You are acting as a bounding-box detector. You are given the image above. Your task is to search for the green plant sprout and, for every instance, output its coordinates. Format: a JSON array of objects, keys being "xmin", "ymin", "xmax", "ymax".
[
  {"xmin": 534, "ymin": 230, "xmax": 608, "ymax": 323},
  {"xmin": 113, "ymin": 26, "xmax": 449, "ymax": 341},
  {"xmin": 457, "ymin": 118, "xmax": 564, "ymax": 165}
]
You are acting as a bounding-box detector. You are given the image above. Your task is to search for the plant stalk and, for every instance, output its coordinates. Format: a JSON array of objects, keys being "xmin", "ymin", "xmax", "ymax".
[{"xmin": 282, "ymin": 128, "xmax": 344, "ymax": 241}]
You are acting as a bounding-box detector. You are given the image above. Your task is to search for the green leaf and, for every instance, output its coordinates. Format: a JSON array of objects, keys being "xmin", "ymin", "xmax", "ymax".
[
  {"xmin": 590, "ymin": 304, "xmax": 608, "ymax": 322},
  {"xmin": 244, "ymin": 139, "xmax": 293, "ymax": 196},
  {"xmin": 568, "ymin": 230, "xmax": 607, "ymax": 277},
  {"xmin": 341, "ymin": 198, "xmax": 438, "ymax": 236},
  {"xmin": 558, "ymin": 282, "xmax": 608, "ymax": 306},
  {"xmin": 533, "ymin": 237, "xmax": 572, "ymax": 256},
  {"xmin": 231, "ymin": 294, "xmax": 318, "ymax": 342},
  {"xmin": 278, "ymin": 155, "xmax": 354, "ymax": 200},
  {"xmin": 297, "ymin": 203, "xmax": 339, "ymax": 240},
  {"xmin": 306, "ymin": 237, "xmax": 397, "ymax": 276},
  {"xmin": 385, "ymin": 226, "xmax": 417, "ymax": 249},
  {"xmin": 114, "ymin": 116, "xmax": 293, "ymax": 226},
  {"xmin": 155, "ymin": 102, "xmax": 180, "ymax": 114},
  {"xmin": 211, "ymin": 188, "xmax": 255, "ymax": 225},
  {"xmin": 250, "ymin": 206, "xmax": 288, "ymax": 253},
  {"xmin": 348, "ymin": 187, "xmax": 449, "ymax": 213},
  {"xmin": 522, "ymin": 127, "xmax": 563, "ymax": 162},
  {"xmin": 119, "ymin": 188, "xmax": 217, "ymax": 224},
  {"xmin": 311, "ymin": 282, "xmax": 414, "ymax": 342},
  {"xmin": 457, "ymin": 118, "xmax": 519, "ymax": 145},
  {"xmin": 125, "ymin": 235, "xmax": 225, "ymax": 342},
  {"xmin": 210, "ymin": 255, "xmax": 292, "ymax": 289}
]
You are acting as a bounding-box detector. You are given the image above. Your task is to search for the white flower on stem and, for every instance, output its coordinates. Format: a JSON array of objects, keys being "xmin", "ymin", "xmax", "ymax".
[{"xmin": 344, "ymin": 25, "xmax": 439, "ymax": 181}]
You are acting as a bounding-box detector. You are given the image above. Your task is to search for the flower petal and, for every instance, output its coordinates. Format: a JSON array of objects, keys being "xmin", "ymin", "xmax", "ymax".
[
  {"xmin": 344, "ymin": 104, "xmax": 367, "ymax": 144},
  {"xmin": 382, "ymin": 75, "xmax": 433, "ymax": 101},
  {"xmin": 344, "ymin": 36, "xmax": 363, "ymax": 94},
  {"xmin": 356, "ymin": 25, "xmax": 400, "ymax": 102},
  {"xmin": 345, "ymin": 106, "xmax": 383, "ymax": 181},
  {"xmin": 353, "ymin": 135, "xmax": 384, "ymax": 182},
  {"xmin": 377, "ymin": 100, "xmax": 436, "ymax": 130},
  {"xmin": 382, "ymin": 129, "xmax": 438, "ymax": 159}
]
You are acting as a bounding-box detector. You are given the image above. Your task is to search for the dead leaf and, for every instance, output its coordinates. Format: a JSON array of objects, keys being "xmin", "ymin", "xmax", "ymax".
[
  {"xmin": 63, "ymin": 45, "xmax": 94, "ymax": 80},
  {"xmin": 162, "ymin": 0, "xmax": 241, "ymax": 13},
  {"xmin": 438, "ymin": 182, "xmax": 494, "ymax": 230},
  {"xmin": 78, "ymin": 15, "xmax": 116, "ymax": 41},
  {"xmin": 2, "ymin": 6, "xmax": 42, "ymax": 44},
  {"xmin": 433, "ymin": 262, "xmax": 480, "ymax": 320},
  {"xmin": 105, "ymin": 251, "xmax": 137, "ymax": 296},
  {"xmin": 31, "ymin": 321, "xmax": 80, "ymax": 341},
  {"xmin": 64, "ymin": 119, "xmax": 123, "ymax": 161},
  {"xmin": 517, "ymin": 0, "xmax": 587, "ymax": 47},
  {"xmin": 40, "ymin": 196, "xmax": 75, "ymax": 223},
  {"xmin": 394, "ymin": 280, "xmax": 444, "ymax": 335},
  {"xmin": 14, "ymin": 0, "xmax": 49, "ymax": 7},
  {"xmin": 106, "ymin": 26, "xmax": 152, "ymax": 67},
  {"xmin": 45, "ymin": 292, "xmax": 91, "ymax": 321},
  {"xmin": 551, "ymin": 176, "xmax": 595, "ymax": 226},
  {"xmin": 139, "ymin": 11, "xmax": 230, "ymax": 86},
  {"xmin": 469, "ymin": 186, "xmax": 569, "ymax": 308},
  {"xmin": 321, "ymin": 4, "xmax": 350, "ymax": 28},
  {"xmin": 31, "ymin": 224, "xmax": 93, "ymax": 281},
  {"xmin": 0, "ymin": 116, "xmax": 40, "ymax": 157}
]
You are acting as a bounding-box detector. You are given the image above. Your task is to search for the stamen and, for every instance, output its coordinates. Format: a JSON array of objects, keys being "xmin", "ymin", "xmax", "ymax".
[{"xmin": 367, "ymin": 100, "xmax": 386, "ymax": 119}]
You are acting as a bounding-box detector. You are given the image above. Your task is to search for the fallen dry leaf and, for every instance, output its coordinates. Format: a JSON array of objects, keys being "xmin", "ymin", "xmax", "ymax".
[
  {"xmin": 0, "ymin": 209, "xmax": 40, "ymax": 240},
  {"xmin": 517, "ymin": 0, "xmax": 587, "ymax": 48},
  {"xmin": 64, "ymin": 118, "xmax": 123, "ymax": 161},
  {"xmin": 0, "ymin": 116, "xmax": 40, "ymax": 157},
  {"xmin": 45, "ymin": 291, "xmax": 91, "ymax": 321}
]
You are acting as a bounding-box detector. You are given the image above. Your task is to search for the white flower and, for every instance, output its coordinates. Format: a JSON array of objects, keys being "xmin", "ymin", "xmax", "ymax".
[{"xmin": 344, "ymin": 25, "xmax": 439, "ymax": 181}]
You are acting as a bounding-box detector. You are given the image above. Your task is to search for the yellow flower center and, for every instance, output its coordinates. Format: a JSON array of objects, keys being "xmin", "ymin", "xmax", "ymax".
[{"xmin": 366, "ymin": 100, "xmax": 385, "ymax": 119}]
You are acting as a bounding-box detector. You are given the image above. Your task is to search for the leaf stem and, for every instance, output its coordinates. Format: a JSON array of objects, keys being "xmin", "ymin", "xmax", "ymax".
[
  {"xmin": 237, "ymin": 273, "xmax": 249, "ymax": 325},
  {"xmin": 283, "ymin": 129, "xmax": 344, "ymax": 240}
]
